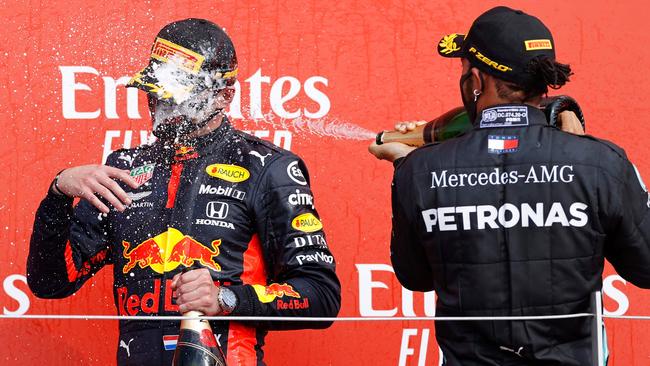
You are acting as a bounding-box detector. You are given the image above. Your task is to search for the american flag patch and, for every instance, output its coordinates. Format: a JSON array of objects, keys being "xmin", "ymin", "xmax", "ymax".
[{"xmin": 487, "ymin": 135, "xmax": 519, "ymax": 154}]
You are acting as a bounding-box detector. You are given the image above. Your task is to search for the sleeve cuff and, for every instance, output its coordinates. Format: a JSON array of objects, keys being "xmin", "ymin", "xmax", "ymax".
[
  {"xmin": 228, "ymin": 285, "xmax": 258, "ymax": 316},
  {"xmin": 393, "ymin": 157, "xmax": 406, "ymax": 168},
  {"xmin": 39, "ymin": 189, "xmax": 74, "ymax": 224}
]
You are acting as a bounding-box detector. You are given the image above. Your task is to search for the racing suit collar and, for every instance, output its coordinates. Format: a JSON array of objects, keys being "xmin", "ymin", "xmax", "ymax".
[
  {"xmin": 188, "ymin": 115, "xmax": 233, "ymax": 152},
  {"xmin": 476, "ymin": 103, "xmax": 547, "ymax": 129},
  {"xmin": 163, "ymin": 115, "xmax": 233, "ymax": 161}
]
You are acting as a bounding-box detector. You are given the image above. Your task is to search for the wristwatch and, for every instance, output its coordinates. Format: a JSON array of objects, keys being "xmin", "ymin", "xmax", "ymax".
[
  {"xmin": 218, "ymin": 287, "xmax": 238, "ymax": 315},
  {"xmin": 49, "ymin": 170, "xmax": 66, "ymax": 196}
]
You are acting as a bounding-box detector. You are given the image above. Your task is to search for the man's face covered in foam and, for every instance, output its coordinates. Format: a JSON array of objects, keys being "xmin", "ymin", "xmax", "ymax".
[
  {"xmin": 145, "ymin": 56, "xmax": 230, "ymax": 141},
  {"xmin": 148, "ymin": 88, "xmax": 221, "ymax": 141}
]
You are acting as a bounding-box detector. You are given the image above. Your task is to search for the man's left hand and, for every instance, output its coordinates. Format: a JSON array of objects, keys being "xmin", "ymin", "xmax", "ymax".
[
  {"xmin": 368, "ymin": 141, "xmax": 416, "ymax": 162},
  {"xmin": 171, "ymin": 268, "xmax": 222, "ymax": 315},
  {"xmin": 557, "ymin": 110, "xmax": 585, "ymax": 135}
]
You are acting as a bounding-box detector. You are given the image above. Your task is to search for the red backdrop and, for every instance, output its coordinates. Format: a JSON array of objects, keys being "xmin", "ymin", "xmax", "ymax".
[{"xmin": 2, "ymin": 0, "xmax": 650, "ymax": 364}]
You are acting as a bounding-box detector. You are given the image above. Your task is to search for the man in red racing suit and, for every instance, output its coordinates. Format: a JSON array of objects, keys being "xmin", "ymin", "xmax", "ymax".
[{"xmin": 27, "ymin": 18, "xmax": 340, "ymax": 366}]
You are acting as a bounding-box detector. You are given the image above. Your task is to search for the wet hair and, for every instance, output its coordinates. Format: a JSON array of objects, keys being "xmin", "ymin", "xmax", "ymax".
[{"xmin": 495, "ymin": 56, "xmax": 573, "ymax": 102}]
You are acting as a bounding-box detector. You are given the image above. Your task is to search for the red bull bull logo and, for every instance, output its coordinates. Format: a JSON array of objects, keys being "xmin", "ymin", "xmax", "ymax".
[
  {"xmin": 122, "ymin": 228, "xmax": 221, "ymax": 274},
  {"xmin": 252, "ymin": 283, "xmax": 301, "ymax": 303},
  {"xmin": 122, "ymin": 238, "xmax": 164, "ymax": 273},
  {"xmin": 167, "ymin": 237, "xmax": 221, "ymax": 272}
]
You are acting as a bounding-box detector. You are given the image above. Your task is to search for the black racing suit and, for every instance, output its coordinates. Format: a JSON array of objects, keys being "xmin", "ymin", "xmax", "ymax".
[
  {"xmin": 390, "ymin": 104, "xmax": 650, "ymax": 365},
  {"xmin": 27, "ymin": 119, "xmax": 341, "ymax": 366}
]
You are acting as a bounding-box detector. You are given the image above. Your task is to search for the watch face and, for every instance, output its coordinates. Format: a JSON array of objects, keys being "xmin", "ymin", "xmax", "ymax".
[{"xmin": 221, "ymin": 288, "xmax": 237, "ymax": 310}]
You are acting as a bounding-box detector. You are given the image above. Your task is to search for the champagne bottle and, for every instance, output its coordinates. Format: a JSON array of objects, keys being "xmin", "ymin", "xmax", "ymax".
[
  {"xmin": 172, "ymin": 310, "xmax": 227, "ymax": 366},
  {"xmin": 375, "ymin": 96, "xmax": 587, "ymax": 147},
  {"xmin": 375, "ymin": 106, "xmax": 471, "ymax": 147}
]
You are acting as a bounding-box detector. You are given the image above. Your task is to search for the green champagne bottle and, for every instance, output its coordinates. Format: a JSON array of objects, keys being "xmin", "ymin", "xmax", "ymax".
[{"xmin": 375, "ymin": 106, "xmax": 471, "ymax": 147}]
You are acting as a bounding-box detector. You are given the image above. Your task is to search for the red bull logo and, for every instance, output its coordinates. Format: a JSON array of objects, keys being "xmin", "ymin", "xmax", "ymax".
[
  {"xmin": 122, "ymin": 228, "xmax": 221, "ymax": 274},
  {"xmin": 122, "ymin": 238, "xmax": 164, "ymax": 273},
  {"xmin": 252, "ymin": 283, "xmax": 301, "ymax": 303},
  {"xmin": 167, "ymin": 237, "xmax": 221, "ymax": 272},
  {"xmin": 276, "ymin": 298, "xmax": 310, "ymax": 310}
]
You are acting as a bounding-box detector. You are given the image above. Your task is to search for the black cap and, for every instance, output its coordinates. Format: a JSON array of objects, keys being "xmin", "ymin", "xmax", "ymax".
[
  {"xmin": 127, "ymin": 18, "xmax": 238, "ymax": 104},
  {"xmin": 437, "ymin": 6, "xmax": 555, "ymax": 86}
]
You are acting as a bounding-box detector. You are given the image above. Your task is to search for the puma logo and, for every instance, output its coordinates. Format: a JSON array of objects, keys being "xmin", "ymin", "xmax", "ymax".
[
  {"xmin": 120, "ymin": 338, "xmax": 134, "ymax": 357},
  {"xmin": 249, "ymin": 151, "xmax": 272, "ymax": 167}
]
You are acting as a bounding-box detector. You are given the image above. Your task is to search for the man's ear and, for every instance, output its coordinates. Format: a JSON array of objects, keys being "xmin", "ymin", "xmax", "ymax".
[{"xmin": 470, "ymin": 67, "xmax": 484, "ymax": 92}]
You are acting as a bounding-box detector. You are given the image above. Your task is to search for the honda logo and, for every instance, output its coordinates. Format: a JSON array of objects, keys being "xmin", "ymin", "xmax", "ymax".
[{"xmin": 206, "ymin": 201, "xmax": 229, "ymax": 219}]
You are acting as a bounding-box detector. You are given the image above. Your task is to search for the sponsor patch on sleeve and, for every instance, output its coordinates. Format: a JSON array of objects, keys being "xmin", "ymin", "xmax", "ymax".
[
  {"xmin": 291, "ymin": 213, "xmax": 323, "ymax": 233},
  {"xmin": 252, "ymin": 283, "xmax": 301, "ymax": 303},
  {"xmin": 287, "ymin": 161, "xmax": 307, "ymax": 185}
]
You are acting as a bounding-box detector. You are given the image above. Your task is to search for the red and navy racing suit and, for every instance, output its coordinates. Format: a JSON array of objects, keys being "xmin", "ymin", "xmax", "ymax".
[
  {"xmin": 27, "ymin": 119, "xmax": 341, "ymax": 366},
  {"xmin": 390, "ymin": 104, "xmax": 650, "ymax": 365}
]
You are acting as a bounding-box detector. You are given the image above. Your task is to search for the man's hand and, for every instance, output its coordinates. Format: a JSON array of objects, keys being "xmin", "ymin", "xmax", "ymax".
[
  {"xmin": 368, "ymin": 120, "xmax": 427, "ymax": 162},
  {"xmin": 54, "ymin": 165, "xmax": 140, "ymax": 213},
  {"xmin": 172, "ymin": 268, "xmax": 222, "ymax": 316},
  {"xmin": 368, "ymin": 142, "xmax": 416, "ymax": 162},
  {"xmin": 557, "ymin": 111, "xmax": 585, "ymax": 135}
]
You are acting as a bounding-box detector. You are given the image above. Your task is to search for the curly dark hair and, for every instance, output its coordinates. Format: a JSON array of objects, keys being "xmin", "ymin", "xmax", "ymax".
[{"xmin": 495, "ymin": 56, "xmax": 573, "ymax": 102}]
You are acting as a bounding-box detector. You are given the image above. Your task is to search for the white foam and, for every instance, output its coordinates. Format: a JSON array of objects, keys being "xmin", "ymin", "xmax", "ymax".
[{"xmin": 232, "ymin": 108, "xmax": 376, "ymax": 141}]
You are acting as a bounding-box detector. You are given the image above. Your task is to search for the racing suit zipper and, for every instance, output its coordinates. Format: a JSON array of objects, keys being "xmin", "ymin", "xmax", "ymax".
[{"xmin": 166, "ymin": 162, "xmax": 184, "ymax": 209}]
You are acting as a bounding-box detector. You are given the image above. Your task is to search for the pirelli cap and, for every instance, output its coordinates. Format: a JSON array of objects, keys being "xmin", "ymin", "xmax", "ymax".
[
  {"xmin": 437, "ymin": 6, "xmax": 555, "ymax": 86},
  {"xmin": 127, "ymin": 18, "xmax": 238, "ymax": 104}
]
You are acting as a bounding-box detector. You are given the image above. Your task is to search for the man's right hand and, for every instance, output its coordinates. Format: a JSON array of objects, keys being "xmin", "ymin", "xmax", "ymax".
[{"xmin": 53, "ymin": 165, "xmax": 140, "ymax": 213}]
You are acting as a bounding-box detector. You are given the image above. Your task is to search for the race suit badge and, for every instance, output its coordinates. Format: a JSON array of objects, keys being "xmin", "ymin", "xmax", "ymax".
[
  {"xmin": 130, "ymin": 163, "xmax": 155, "ymax": 185},
  {"xmin": 487, "ymin": 135, "xmax": 519, "ymax": 154}
]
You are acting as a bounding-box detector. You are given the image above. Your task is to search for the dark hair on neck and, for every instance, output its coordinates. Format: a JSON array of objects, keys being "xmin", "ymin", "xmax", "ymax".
[{"xmin": 495, "ymin": 56, "xmax": 573, "ymax": 102}]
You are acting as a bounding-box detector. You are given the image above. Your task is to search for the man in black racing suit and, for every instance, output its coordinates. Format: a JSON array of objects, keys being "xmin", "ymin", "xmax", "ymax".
[
  {"xmin": 369, "ymin": 6, "xmax": 650, "ymax": 366},
  {"xmin": 27, "ymin": 18, "xmax": 340, "ymax": 366}
]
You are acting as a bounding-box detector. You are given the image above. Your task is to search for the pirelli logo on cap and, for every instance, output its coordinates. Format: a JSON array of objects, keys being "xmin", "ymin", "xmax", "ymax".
[
  {"xmin": 524, "ymin": 39, "xmax": 553, "ymax": 51},
  {"xmin": 151, "ymin": 37, "xmax": 205, "ymax": 74}
]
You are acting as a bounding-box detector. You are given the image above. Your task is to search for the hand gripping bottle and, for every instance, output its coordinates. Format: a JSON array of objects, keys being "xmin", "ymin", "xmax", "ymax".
[
  {"xmin": 172, "ymin": 311, "xmax": 227, "ymax": 366},
  {"xmin": 375, "ymin": 106, "xmax": 471, "ymax": 147}
]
